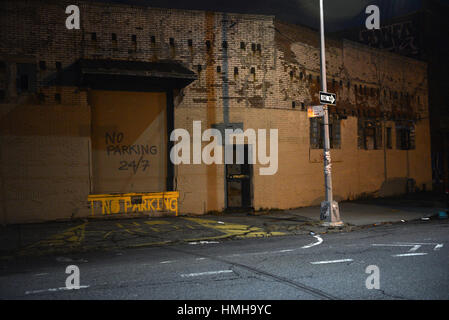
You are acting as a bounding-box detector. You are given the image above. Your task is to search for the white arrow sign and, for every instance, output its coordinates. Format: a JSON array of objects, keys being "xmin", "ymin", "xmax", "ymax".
[{"xmin": 319, "ymin": 91, "xmax": 336, "ymax": 105}]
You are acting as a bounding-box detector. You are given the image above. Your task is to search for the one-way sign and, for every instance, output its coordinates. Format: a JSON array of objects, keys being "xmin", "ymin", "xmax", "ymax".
[{"xmin": 319, "ymin": 91, "xmax": 337, "ymax": 105}]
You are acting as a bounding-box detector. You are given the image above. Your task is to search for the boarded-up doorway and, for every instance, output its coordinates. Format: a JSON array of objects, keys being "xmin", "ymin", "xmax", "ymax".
[{"xmin": 89, "ymin": 90, "xmax": 166, "ymax": 193}]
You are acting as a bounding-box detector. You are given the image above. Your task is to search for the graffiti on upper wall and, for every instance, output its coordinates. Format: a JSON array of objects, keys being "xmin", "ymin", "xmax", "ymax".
[
  {"xmin": 105, "ymin": 131, "xmax": 158, "ymax": 174},
  {"xmin": 88, "ymin": 192, "xmax": 179, "ymax": 216},
  {"xmin": 359, "ymin": 20, "xmax": 420, "ymax": 57}
]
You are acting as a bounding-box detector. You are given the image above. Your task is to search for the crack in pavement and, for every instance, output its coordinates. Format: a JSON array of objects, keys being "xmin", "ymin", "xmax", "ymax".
[{"xmin": 163, "ymin": 245, "xmax": 339, "ymax": 300}]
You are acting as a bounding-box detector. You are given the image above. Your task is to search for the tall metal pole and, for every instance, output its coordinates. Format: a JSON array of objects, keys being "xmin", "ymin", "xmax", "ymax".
[{"xmin": 319, "ymin": 0, "xmax": 342, "ymax": 226}]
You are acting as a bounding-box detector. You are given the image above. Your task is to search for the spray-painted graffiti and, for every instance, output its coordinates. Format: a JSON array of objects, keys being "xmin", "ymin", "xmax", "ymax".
[
  {"xmin": 88, "ymin": 192, "xmax": 179, "ymax": 216},
  {"xmin": 105, "ymin": 131, "xmax": 157, "ymax": 156},
  {"xmin": 359, "ymin": 20, "xmax": 419, "ymax": 56},
  {"xmin": 118, "ymin": 158, "xmax": 150, "ymax": 173},
  {"xmin": 105, "ymin": 132, "xmax": 158, "ymax": 173}
]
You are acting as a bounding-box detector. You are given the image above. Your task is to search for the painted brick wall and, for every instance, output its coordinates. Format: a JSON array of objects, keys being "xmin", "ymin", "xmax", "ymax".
[{"xmin": 0, "ymin": 0, "xmax": 431, "ymax": 222}]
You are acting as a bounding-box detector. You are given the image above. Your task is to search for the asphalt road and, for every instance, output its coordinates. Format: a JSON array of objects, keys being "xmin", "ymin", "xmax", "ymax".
[{"xmin": 0, "ymin": 218, "xmax": 448, "ymax": 300}]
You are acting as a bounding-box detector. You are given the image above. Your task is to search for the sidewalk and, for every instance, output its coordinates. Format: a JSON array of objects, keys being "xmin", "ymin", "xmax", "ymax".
[{"xmin": 0, "ymin": 193, "xmax": 446, "ymax": 260}]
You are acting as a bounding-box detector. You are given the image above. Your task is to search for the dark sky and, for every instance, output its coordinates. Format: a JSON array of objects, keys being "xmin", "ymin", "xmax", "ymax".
[{"xmin": 87, "ymin": 0, "xmax": 439, "ymax": 32}]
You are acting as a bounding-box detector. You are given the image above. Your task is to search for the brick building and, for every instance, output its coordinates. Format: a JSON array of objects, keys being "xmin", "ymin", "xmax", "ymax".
[
  {"xmin": 0, "ymin": 0, "xmax": 431, "ymax": 224},
  {"xmin": 333, "ymin": 0, "xmax": 449, "ymax": 193}
]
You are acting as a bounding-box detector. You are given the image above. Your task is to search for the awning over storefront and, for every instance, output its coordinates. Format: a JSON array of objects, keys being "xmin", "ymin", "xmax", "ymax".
[{"xmin": 47, "ymin": 58, "xmax": 197, "ymax": 91}]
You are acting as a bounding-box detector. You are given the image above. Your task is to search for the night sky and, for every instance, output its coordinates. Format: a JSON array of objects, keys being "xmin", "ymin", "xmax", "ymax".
[{"xmin": 85, "ymin": 0, "xmax": 442, "ymax": 32}]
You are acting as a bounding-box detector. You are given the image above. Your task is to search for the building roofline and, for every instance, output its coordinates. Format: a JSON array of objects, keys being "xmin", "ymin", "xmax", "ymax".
[
  {"xmin": 34, "ymin": 0, "xmax": 275, "ymax": 21},
  {"xmin": 274, "ymin": 18, "xmax": 427, "ymax": 67}
]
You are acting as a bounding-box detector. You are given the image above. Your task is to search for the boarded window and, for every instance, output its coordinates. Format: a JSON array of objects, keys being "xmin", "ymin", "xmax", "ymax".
[
  {"xmin": 310, "ymin": 115, "xmax": 341, "ymax": 149},
  {"xmin": 358, "ymin": 119, "xmax": 382, "ymax": 150}
]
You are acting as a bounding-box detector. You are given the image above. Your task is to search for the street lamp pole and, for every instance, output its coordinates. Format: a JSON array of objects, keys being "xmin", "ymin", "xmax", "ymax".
[{"xmin": 319, "ymin": 0, "xmax": 343, "ymax": 226}]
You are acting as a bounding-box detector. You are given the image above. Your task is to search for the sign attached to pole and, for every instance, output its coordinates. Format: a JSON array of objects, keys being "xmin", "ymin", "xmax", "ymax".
[
  {"xmin": 307, "ymin": 105, "xmax": 325, "ymax": 118},
  {"xmin": 319, "ymin": 91, "xmax": 336, "ymax": 105}
]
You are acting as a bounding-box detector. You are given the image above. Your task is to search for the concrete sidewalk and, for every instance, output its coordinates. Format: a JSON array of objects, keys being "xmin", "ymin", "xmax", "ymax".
[
  {"xmin": 0, "ymin": 195, "xmax": 446, "ymax": 260},
  {"xmin": 285, "ymin": 202, "xmax": 442, "ymax": 226}
]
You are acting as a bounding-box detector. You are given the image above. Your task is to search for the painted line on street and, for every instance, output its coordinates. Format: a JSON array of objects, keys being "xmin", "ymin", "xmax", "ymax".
[
  {"xmin": 183, "ymin": 217, "xmax": 286, "ymax": 241},
  {"xmin": 392, "ymin": 253, "xmax": 428, "ymax": 257},
  {"xmin": 25, "ymin": 285, "xmax": 90, "ymax": 295},
  {"xmin": 372, "ymin": 242, "xmax": 444, "ymax": 252},
  {"xmin": 372, "ymin": 244, "xmax": 418, "ymax": 247},
  {"xmin": 310, "ymin": 259, "xmax": 353, "ymax": 265},
  {"xmin": 301, "ymin": 235, "xmax": 323, "ymax": 249},
  {"xmin": 188, "ymin": 241, "xmax": 220, "ymax": 245},
  {"xmin": 409, "ymin": 245, "xmax": 421, "ymax": 252},
  {"xmin": 103, "ymin": 231, "xmax": 113, "ymax": 239},
  {"xmin": 160, "ymin": 260, "xmax": 176, "ymax": 264},
  {"xmin": 277, "ymin": 249, "xmax": 294, "ymax": 253},
  {"xmin": 180, "ymin": 270, "xmax": 233, "ymax": 278}
]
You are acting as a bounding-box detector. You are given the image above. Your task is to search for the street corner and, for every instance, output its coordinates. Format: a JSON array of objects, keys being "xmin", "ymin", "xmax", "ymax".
[{"xmin": 1, "ymin": 216, "xmax": 283, "ymax": 259}]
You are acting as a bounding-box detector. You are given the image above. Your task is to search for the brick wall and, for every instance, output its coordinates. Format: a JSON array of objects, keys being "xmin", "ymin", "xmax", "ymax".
[{"xmin": 0, "ymin": 0, "xmax": 432, "ymax": 222}]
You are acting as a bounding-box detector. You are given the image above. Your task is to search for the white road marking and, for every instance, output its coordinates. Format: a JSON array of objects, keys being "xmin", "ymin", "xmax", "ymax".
[
  {"xmin": 188, "ymin": 241, "xmax": 220, "ymax": 245},
  {"xmin": 310, "ymin": 259, "xmax": 353, "ymax": 265},
  {"xmin": 160, "ymin": 260, "xmax": 176, "ymax": 264},
  {"xmin": 301, "ymin": 235, "xmax": 323, "ymax": 249},
  {"xmin": 409, "ymin": 245, "xmax": 421, "ymax": 252},
  {"xmin": 372, "ymin": 242, "xmax": 444, "ymax": 252},
  {"xmin": 398, "ymin": 242, "xmax": 443, "ymax": 246},
  {"xmin": 180, "ymin": 270, "xmax": 233, "ymax": 278},
  {"xmin": 25, "ymin": 285, "xmax": 89, "ymax": 295},
  {"xmin": 226, "ymin": 249, "xmax": 295, "ymax": 258},
  {"xmin": 372, "ymin": 244, "xmax": 418, "ymax": 247},
  {"xmin": 393, "ymin": 253, "xmax": 428, "ymax": 257}
]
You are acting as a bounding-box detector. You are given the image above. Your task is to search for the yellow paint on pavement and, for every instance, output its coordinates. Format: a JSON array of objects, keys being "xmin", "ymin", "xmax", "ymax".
[
  {"xmin": 128, "ymin": 240, "xmax": 172, "ymax": 248},
  {"xmin": 144, "ymin": 220, "xmax": 171, "ymax": 225},
  {"xmin": 103, "ymin": 231, "xmax": 113, "ymax": 239},
  {"xmin": 18, "ymin": 223, "xmax": 87, "ymax": 256},
  {"xmin": 183, "ymin": 218, "xmax": 285, "ymax": 240}
]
